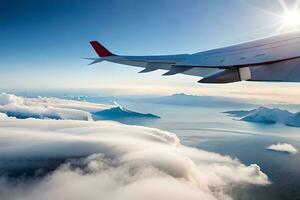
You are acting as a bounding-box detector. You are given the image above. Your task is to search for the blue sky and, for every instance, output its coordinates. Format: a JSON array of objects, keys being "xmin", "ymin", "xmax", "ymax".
[{"xmin": 1, "ymin": 0, "xmax": 299, "ymax": 99}]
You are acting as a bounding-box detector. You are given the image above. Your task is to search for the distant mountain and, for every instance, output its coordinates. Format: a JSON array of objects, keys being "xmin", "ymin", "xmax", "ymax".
[
  {"xmin": 93, "ymin": 106, "xmax": 160, "ymax": 120},
  {"xmin": 65, "ymin": 95, "xmax": 116, "ymax": 104},
  {"xmin": 139, "ymin": 93, "xmax": 252, "ymax": 108},
  {"xmin": 225, "ymin": 107, "xmax": 300, "ymax": 127},
  {"xmin": 62, "ymin": 93, "xmax": 255, "ymax": 108}
]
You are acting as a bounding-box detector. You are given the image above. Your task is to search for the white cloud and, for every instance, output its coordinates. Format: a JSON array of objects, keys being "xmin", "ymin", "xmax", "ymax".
[
  {"xmin": 0, "ymin": 112, "xmax": 7, "ymax": 119},
  {"xmin": 0, "ymin": 93, "xmax": 110, "ymax": 121},
  {"xmin": 0, "ymin": 115, "xmax": 269, "ymax": 200},
  {"xmin": 266, "ymin": 143, "xmax": 298, "ymax": 154}
]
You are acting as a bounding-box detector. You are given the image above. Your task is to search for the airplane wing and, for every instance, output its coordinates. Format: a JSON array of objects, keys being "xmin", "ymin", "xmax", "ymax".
[{"xmin": 88, "ymin": 31, "xmax": 300, "ymax": 84}]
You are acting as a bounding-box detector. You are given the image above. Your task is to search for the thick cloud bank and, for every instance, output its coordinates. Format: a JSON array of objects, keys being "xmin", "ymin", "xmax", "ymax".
[
  {"xmin": 0, "ymin": 115, "xmax": 269, "ymax": 200},
  {"xmin": 0, "ymin": 93, "xmax": 160, "ymax": 124},
  {"xmin": 225, "ymin": 107, "xmax": 300, "ymax": 127},
  {"xmin": 0, "ymin": 93, "xmax": 109, "ymax": 121},
  {"xmin": 266, "ymin": 143, "xmax": 298, "ymax": 154}
]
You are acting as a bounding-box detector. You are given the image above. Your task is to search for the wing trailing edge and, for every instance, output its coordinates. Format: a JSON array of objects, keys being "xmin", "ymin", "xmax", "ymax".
[{"xmin": 162, "ymin": 66, "xmax": 194, "ymax": 76}]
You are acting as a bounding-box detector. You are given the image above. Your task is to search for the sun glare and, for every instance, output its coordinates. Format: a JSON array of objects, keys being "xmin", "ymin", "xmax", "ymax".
[
  {"xmin": 243, "ymin": 1, "xmax": 300, "ymax": 33},
  {"xmin": 282, "ymin": 10, "xmax": 300, "ymax": 27}
]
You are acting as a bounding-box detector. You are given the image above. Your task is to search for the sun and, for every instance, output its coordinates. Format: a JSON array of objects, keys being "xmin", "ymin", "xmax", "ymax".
[
  {"xmin": 244, "ymin": 1, "xmax": 300, "ymax": 33},
  {"xmin": 282, "ymin": 10, "xmax": 300, "ymax": 27}
]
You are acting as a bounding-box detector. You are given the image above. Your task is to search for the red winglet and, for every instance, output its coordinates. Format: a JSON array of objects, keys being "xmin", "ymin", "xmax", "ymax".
[{"xmin": 90, "ymin": 41, "xmax": 114, "ymax": 57}]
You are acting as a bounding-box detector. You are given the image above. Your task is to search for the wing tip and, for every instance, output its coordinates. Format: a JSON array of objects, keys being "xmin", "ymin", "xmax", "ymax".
[{"xmin": 89, "ymin": 41, "xmax": 115, "ymax": 57}]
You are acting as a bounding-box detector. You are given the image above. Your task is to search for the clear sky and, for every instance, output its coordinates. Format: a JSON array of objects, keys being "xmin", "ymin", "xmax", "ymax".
[{"xmin": 1, "ymin": 0, "xmax": 300, "ymax": 100}]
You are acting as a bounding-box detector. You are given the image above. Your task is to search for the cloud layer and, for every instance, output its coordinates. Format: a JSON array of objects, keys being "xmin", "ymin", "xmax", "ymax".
[
  {"xmin": 266, "ymin": 143, "xmax": 298, "ymax": 154},
  {"xmin": 0, "ymin": 93, "xmax": 109, "ymax": 121},
  {"xmin": 0, "ymin": 112, "xmax": 269, "ymax": 200}
]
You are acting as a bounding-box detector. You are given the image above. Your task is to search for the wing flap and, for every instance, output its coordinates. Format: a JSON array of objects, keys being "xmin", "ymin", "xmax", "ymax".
[
  {"xmin": 139, "ymin": 67, "xmax": 159, "ymax": 73},
  {"xmin": 162, "ymin": 66, "xmax": 194, "ymax": 76}
]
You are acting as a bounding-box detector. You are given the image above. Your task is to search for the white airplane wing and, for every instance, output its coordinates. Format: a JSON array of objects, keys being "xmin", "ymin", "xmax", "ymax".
[{"xmin": 88, "ymin": 31, "xmax": 300, "ymax": 84}]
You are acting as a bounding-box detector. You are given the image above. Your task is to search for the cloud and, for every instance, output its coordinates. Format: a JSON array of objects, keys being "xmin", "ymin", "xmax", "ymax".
[
  {"xmin": 0, "ymin": 112, "xmax": 7, "ymax": 119},
  {"xmin": 266, "ymin": 143, "xmax": 298, "ymax": 154},
  {"xmin": 0, "ymin": 93, "xmax": 109, "ymax": 121},
  {"xmin": 0, "ymin": 114, "xmax": 269, "ymax": 200}
]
